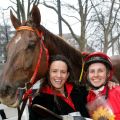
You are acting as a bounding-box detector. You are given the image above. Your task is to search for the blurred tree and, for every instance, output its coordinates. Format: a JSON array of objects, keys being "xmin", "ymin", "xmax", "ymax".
[
  {"xmin": 3, "ymin": 0, "xmax": 120, "ymax": 54},
  {"xmin": 57, "ymin": 0, "xmax": 62, "ymax": 36},
  {"xmin": 90, "ymin": 0, "xmax": 120, "ymax": 54},
  {"xmin": 41, "ymin": 0, "xmax": 120, "ymax": 54},
  {"xmin": 5, "ymin": 0, "xmax": 40, "ymax": 22},
  {"xmin": 0, "ymin": 10, "xmax": 14, "ymax": 61},
  {"xmin": 41, "ymin": 0, "xmax": 91, "ymax": 51}
]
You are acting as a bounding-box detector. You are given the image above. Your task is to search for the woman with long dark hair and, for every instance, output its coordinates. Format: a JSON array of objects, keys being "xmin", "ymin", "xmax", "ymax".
[
  {"xmin": 29, "ymin": 54, "xmax": 89, "ymax": 120},
  {"xmin": 84, "ymin": 52, "xmax": 120, "ymax": 120}
]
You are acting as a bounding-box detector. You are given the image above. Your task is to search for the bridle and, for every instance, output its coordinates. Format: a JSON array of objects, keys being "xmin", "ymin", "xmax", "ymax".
[{"xmin": 15, "ymin": 26, "xmax": 49, "ymax": 120}]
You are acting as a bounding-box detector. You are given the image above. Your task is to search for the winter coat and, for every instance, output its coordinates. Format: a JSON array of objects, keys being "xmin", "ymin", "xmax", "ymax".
[
  {"xmin": 87, "ymin": 86, "xmax": 120, "ymax": 120},
  {"xmin": 29, "ymin": 83, "xmax": 89, "ymax": 120}
]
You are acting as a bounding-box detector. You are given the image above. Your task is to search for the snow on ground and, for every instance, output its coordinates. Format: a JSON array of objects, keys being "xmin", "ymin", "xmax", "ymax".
[{"xmin": 0, "ymin": 103, "xmax": 29, "ymax": 120}]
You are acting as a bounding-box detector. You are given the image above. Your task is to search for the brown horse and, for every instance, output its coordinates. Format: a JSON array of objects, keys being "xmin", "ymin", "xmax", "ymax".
[
  {"xmin": 110, "ymin": 55, "xmax": 120, "ymax": 83},
  {"xmin": 0, "ymin": 5, "xmax": 83, "ymax": 107}
]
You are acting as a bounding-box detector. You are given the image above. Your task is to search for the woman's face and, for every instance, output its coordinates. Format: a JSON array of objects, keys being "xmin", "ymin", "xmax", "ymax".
[
  {"xmin": 49, "ymin": 60, "xmax": 69, "ymax": 93},
  {"xmin": 87, "ymin": 63, "xmax": 109, "ymax": 87}
]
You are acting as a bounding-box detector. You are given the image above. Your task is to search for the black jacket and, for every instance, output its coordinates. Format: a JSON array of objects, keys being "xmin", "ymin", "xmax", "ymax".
[{"xmin": 29, "ymin": 84, "xmax": 89, "ymax": 120}]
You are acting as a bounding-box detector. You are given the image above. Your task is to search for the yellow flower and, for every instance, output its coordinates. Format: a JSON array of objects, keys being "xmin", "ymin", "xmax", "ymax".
[{"xmin": 92, "ymin": 106, "xmax": 115, "ymax": 120}]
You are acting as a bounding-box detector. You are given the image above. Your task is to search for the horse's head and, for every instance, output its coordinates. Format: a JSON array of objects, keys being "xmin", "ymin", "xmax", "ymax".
[{"xmin": 0, "ymin": 5, "xmax": 49, "ymax": 107}]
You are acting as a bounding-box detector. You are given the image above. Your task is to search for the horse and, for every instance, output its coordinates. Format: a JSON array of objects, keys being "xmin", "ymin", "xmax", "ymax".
[
  {"xmin": 0, "ymin": 5, "xmax": 83, "ymax": 108},
  {"xmin": 110, "ymin": 55, "xmax": 120, "ymax": 83}
]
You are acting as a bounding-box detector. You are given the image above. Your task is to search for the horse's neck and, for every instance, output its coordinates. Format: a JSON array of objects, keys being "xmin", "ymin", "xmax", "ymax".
[
  {"xmin": 38, "ymin": 25, "xmax": 82, "ymax": 63},
  {"xmin": 39, "ymin": 26, "xmax": 84, "ymax": 82},
  {"xmin": 43, "ymin": 27, "xmax": 82, "ymax": 61}
]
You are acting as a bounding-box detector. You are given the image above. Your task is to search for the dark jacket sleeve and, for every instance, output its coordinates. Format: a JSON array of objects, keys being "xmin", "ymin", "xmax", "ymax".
[
  {"xmin": 29, "ymin": 105, "xmax": 41, "ymax": 120},
  {"xmin": 29, "ymin": 95, "xmax": 45, "ymax": 120},
  {"xmin": 29, "ymin": 94, "xmax": 59, "ymax": 120},
  {"xmin": 71, "ymin": 85, "xmax": 90, "ymax": 118}
]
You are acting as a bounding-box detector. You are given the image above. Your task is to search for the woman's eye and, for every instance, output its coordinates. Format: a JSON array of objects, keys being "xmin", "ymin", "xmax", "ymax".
[
  {"xmin": 89, "ymin": 70, "xmax": 94, "ymax": 73},
  {"xmin": 98, "ymin": 69, "xmax": 104, "ymax": 73},
  {"xmin": 52, "ymin": 70, "xmax": 57, "ymax": 73}
]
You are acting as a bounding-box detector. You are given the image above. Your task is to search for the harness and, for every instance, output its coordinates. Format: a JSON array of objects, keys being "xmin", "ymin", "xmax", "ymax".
[{"xmin": 16, "ymin": 26, "xmax": 49, "ymax": 120}]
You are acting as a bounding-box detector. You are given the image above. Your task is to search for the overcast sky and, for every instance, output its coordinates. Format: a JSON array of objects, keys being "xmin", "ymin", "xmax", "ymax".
[{"xmin": 0, "ymin": 0, "xmax": 72, "ymax": 35}]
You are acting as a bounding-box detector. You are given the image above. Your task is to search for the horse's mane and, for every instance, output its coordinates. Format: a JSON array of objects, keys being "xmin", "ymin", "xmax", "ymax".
[{"xmin": 38, "ymin": 25, "xmax": 83, "ymax": 68}]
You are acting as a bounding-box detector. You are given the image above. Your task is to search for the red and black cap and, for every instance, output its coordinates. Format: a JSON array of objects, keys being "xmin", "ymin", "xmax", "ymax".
[
  {"xmin": 84, "ymin": 52, "xmax": 113, "ymax": 81},
  {"xmin": 84, "ymin": 52, "xmax": 113, "ymax": 71}
]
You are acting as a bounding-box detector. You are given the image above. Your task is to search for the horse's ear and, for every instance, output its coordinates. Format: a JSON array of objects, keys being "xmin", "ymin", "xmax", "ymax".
[
  {"xmin": 10, "ymin": 10, "xmax": 21, "ymax": 29},
  {"xmin": 31, "ymin": 5, "xmax": 41, "ymax": 26}
]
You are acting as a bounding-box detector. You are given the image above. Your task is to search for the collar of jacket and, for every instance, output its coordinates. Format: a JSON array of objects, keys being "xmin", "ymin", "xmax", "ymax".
[
  {"xmin": 40, "ymin": 83, "xmax": 76, "ymax": 111},
  {"xmin": 41, "ymin": 83, "xmax": 73, "ymax": 97},
  {"xmin": 87, "ymin": 86, "xmax": 107, "ymax": 102}
]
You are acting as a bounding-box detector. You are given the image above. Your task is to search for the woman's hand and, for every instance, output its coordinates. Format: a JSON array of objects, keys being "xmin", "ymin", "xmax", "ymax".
[{"xmin": 108, "ymin": 81, "xmax": 119, "ymax": 89}]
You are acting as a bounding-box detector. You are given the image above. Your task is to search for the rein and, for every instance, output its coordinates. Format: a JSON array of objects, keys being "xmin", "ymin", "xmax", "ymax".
[{"xmin": 16, "ymin": 26, "xmax": 49, "ymax": 120}]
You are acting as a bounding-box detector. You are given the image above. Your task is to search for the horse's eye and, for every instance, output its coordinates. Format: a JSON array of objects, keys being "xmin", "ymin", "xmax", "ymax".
[{"xmin": 28, "ymin": 41, "xmax": 36, "ymax": 50}]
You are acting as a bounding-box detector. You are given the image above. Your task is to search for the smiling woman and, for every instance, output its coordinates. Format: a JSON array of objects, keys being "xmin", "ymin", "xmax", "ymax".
[
  {"xmin": 84, "ymin": 52, "xmax": 120, "ymax": 120},
  {"xmin": 29, "ymin": 54, "xmax": 89, "ymax": 120}
]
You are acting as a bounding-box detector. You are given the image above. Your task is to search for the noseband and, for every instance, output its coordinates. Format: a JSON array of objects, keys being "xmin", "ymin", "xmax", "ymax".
[{"xmin": 16, "ymin": 26, "xmax": 49, "ymax": 120}]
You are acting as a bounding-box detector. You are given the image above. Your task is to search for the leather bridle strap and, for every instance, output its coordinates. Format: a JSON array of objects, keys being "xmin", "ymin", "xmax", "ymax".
[{"xmin": 16, "ymin": 26, "xmax": 49, "ymax": 120}]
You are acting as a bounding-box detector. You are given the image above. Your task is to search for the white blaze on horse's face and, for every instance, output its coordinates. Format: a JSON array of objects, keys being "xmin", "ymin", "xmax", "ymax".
[{"xmin": 15, "ymin": 34, "xmax": 21, "ymax": 44}]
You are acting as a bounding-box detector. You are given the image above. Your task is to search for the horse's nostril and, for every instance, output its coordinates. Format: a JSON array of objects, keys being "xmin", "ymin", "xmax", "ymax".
[
  {"xmin": 6, "ymin": 85, "xmax": 11, "ymax": 93},
  {"xmin": 0, "ymin": 85, "xmax": 13, "ymax": 97}
]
